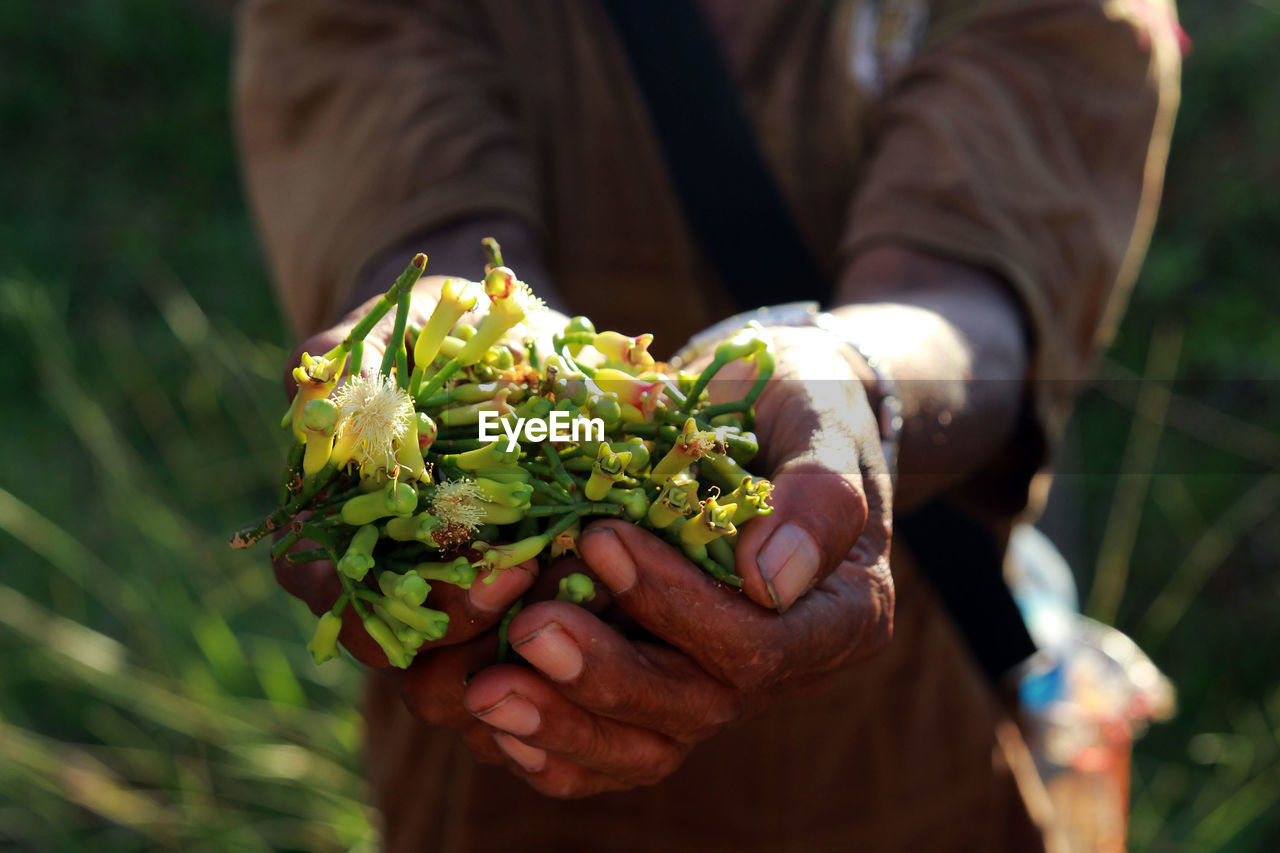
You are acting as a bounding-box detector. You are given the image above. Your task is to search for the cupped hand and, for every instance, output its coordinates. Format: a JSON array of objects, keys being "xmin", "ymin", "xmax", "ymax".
[
  {"xmin": 273, "ymin": 277, "xmax": 555, "ymax": 668},
  {"xmin": 455, "ymin": 326, "xmax": 895, "ymax": 797}
]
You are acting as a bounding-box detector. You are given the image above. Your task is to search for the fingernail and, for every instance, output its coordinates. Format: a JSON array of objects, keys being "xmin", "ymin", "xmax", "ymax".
[
  {"xmin": 757, "ymin": 524, "xmax": 821, "ymax": 613},
  {"xmin": 475, "ymin": 693, "xmax": 541, "ymax": 736},
  {"xmin": 468, "ymin": 565, "xmax": 534, "ymax": 613},
  {"xmin": 512, "ymin": 622, "xmax": 583, "ymax": 682},
  {"xmin": 579, "ymin": 527, "xmax": 636, "ymax": 594},
  {"xmin": 494, "ymin": 733, "xmax": 547, "ymax": 773}
]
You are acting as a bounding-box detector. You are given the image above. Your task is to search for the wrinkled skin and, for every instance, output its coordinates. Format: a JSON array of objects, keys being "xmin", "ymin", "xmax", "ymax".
[{"xmin": 276, "ymin": 285, "xmax": 893, "ymax": 797}]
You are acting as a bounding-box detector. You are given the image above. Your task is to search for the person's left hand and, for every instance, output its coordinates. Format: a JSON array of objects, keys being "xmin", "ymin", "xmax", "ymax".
[{"xmin": 429, "ymin": 327, "xmax": 895, "ymax": 797}]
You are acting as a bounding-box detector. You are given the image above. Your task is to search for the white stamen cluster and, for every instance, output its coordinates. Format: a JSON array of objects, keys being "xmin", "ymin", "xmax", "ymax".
[
  {"xmin": 429, "ymin": 479, "xmax": 485, "ymax": 532},
  {"xmin": 332, "ymin": 371, "xmax": 414, "ymax": 473},
  {"xmin": 507, "ymin": 280, "xmax": 548, "ymax": 337}
]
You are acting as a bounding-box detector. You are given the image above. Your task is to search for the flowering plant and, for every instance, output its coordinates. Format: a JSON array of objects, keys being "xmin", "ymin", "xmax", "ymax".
[{"xmin": 231, "ymin": 240, "xmax": 776, "ymax": 669}]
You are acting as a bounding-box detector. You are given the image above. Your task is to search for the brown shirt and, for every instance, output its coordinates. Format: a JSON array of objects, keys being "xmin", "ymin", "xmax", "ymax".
[{"xmin": 234, "ymin": 0, "xmax": 1181, "ymax": 849}]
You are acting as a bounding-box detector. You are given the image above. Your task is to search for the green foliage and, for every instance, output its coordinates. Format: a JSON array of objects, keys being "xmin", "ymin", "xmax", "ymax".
[
  {"xmin": 0, "ymin": 1, "xmax": 372, "ymax": 849},
  {"xmin": 1063, "ymin": 2, "xmax": 1280, "ymax": 849},
  {"xmin": 0, "ymin": 0, "xmax": 1277, "ymax": 849}
]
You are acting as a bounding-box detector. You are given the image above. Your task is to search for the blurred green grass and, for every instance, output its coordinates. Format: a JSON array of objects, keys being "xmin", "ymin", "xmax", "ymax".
[{"xmin": 0, "ymin": 0, "xmax": 1277, "ymax": 850}]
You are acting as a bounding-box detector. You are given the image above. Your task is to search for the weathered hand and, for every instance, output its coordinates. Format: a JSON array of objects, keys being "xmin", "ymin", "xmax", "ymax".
[{"xmin": 455, "ymin": 326, "xmax": 895, "ymax": 797}]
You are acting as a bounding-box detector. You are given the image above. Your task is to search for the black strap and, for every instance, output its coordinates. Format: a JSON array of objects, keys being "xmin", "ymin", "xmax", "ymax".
[
  {"xmin": 600, "ymin": 0, "xmax": 1036, "ymax": 685},
  {"xmin": 597, "ymin": 0, "xmax": 828, "ymax": 309}
]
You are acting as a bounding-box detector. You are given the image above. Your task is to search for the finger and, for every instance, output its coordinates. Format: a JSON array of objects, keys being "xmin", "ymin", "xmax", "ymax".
[
  {"xmin": 398, "ymin": 632, "xmax": 499, "ymax": 728},
  {"xmin": 492, "ymin": 600, "xmax": 741, "ymax": 739},
  {"xmin": 579, "ymin": 520, "xmax": 890, "ymax": 692},
  {"xmin": 463, "ymin": 663, "xmax": 687, "ymax": 785},
  {"xmin": 487, "ymin": 734, "xmax": 634, "ymax": 799},
  {"xmin": 734, "ymin": 460, "xmax": 866, "ymax": 613},
  {"xmin": 417, "ymin": 559, "xmax": 539, "ymax": 648},
  {"xmin": 735, "ymin": 360, "xmax": 881, "ymax": 611}
]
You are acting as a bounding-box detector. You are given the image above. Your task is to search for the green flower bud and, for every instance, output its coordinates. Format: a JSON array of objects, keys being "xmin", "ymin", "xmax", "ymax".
[
  {"xmin": 380, "ymin": 597, "xmax": 449, "ymax": 641},
  {"xmin": 393, "ymin": 410, "xmax": 428, "ymax": 482},
  {"xmin": 473, "ymin": 477, "xmax": 534, "ymax": 508},
  {"xmin": 589, "ymin": 395, "xmax": 622, "ymax": 428},
  {"xmin": 340, "ymin": 481, "xmax": 418, "ymax": 526},
  {"xmin": 378, "ymin": 571, "xmax": 430, "ymax": 607},
  {"xmin": 486, "ymin": 345, "xmax": 515, "ymax": 370},
  {"xmin": 362, "ymin": 615, "xmax": 412, "ymax": 669},
  {"xmin": 384, "ymin": 511, "xmax": 441, "ymax": 544},
  {"xmin": 557, "ymin": 572, "xmax": 597, "ymax": 605},
  {"xmin": 515, "ymin": 396, "xmax": 553, "ymax": 420},
  {"xmin": 470, "ymin": 465, "xmax": 531, "ymax": 485},
  {"xmin": 713, "ymin": 322, "xmax": 768, "ymax": 363},
  {"xmin": 416, "ymin": 412, "xmax": 438, "ymax": 450},
  {"xmin": 560, "ymin": 316, "xmax": 596, "ymax": 356},
  {"xmin": 438, "ymin": 388, "xmax": 513, "ymax": 427},
  {"xmin": 616, "ymin": 437, "xmax": 650, "ymax": 473},
  {"xmin": 679, "ymin": 498, "xmax": 738, "ymax": 549},
  {"xmin": 606, "ymin": 487, "xmax": 649, "ymax": 521},
  {"xmin": 414, "ymin": 278, "xmax": 478, "ymax": 367},
  {"xmin": 593, "ymin": 331, "xmax": 655, "ymax": 369},
  {"xmin": 564, "ymin": 315, "xmax": 596, "ymax": 338},
  {"xmin": 649, "ymin": 419, "xmax": 720, "ymax": 483},
  {"xmin": 585, "ymin": 444, "xmax": 632, "ymax": 501},
  {"xmin": 473, "ymin": 534, "xmax": 551, "ymax": 572},
  {"xmin": 725, "ymin": 478, "xmax": 774, "ymax": 525},
  {"xmin": 394, "ymin": 625, "xmax": 425, "ymax": 649},
  {"xmin": 449, "ymin": 440, "xmax": 520, "ymax": 471},
  {"xmin": 647, "ymin": 478, "xmax": 698, "ymax": 529},
  {"xmin": 307, "ymin": 611, "xmax": 344, "ymax": 665},
  {"xmin": 414, "ymin": 556, "xmax": 478, "ymax": 589},
  {"xmin": 455, "ymin": 281, "xmax": 540, "ymax": 366},
  {"xmin": 337, "ymin": 524, "xmax": 379, "ymax": 580},
  {"xmin": 474, "ymin": 501, "xmax": 527, "ymax": 525}
]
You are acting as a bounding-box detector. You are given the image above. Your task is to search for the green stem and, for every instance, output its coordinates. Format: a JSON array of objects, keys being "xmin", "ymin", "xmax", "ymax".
[
  {"xmin": 280, "ymin": 443, "xmax": 304, "ymax": 503},
  {"xmin": 416, "ymin": 391, "xmax": 452, "ymax": 409},
  {"xmin": 349, "ymin": 339, "xmax": 364, "ymax": 377},
  {"xmin": 556, "ymin": 344, "xmax": 596, "ymax": 379},
  {"xmin": 622, "ymin": 423, "xmax": 680, "ymax": 442},
  {"xmin": 680, "ymin": 356, "xmax": 729, "ymax": 415},
  {"xmin": 269, "ymin": 527, "xmax": 302, "ymax": 561},
  {"xmin": 335, "ymin": 564, "xmax": 370, "ymax": 618},
  {"xmin": 529, "ymin": 478, "xmax": 574, "ymax": 505},
  {"xmin": 482, "ymin": 237, "xmax": 504, "ymax": 268},
  {"xmin": 696, "ymin": 556, "xmax": 742, "ymax": 587},
  {"xmin": 284, "ymin": 547, "xmax": 329, "ymax": 566},
  {"xmin": 542, "ymin": 443, "xmax": 579, "ymax": 495},
  {"xmin": 429, "ymin": 438, "xmax": 487, "ymax": 453},
  {"xmin": 497, "ymin": 600, "xmax": 523, "ymax": 663},
  {"xmin": 545, "ymin": 510, "xmax": 586, "ymax": 539},
  {"xmin": 526, "ymin": 502, "xmax": 623, "ymax": 518},
  {"xmin": 699, "ymin": 400, "xmax": 752, "ymax": 418},
  {"xmin": 416, "ymin": 358, "xmax": 463, "ymax": 402},
  {"xmin": 322, "ymin": 254, "xmax": 426, "ymax": 362},
  {"xmin": 380, "ymin": 279, "xmax": 414, "ymax": 380},
  {"xmin": 231, "ymin": 467, "xmax": 338, "ymax": 550}
]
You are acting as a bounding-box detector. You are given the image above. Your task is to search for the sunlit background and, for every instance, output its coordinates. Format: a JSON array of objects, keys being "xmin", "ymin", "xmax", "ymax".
[{"xmin": 1, "ymin": 1, "xmax": 1277, "ymax": 849}]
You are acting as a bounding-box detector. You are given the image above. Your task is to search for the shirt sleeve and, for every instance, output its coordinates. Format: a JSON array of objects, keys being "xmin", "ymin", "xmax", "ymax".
[
  {"xmin": 842, "ymin": 0, "xmax": 1182, "ymax": 441},
  {"xmin": 234, "ymin": 0, "xmax": 540, "ymax": 337}
]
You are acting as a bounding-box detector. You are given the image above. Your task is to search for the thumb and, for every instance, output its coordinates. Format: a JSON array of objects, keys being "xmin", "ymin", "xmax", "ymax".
[{"xmin": 734, "ymin": 460, "xmax": 867, "ymax": 612}]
